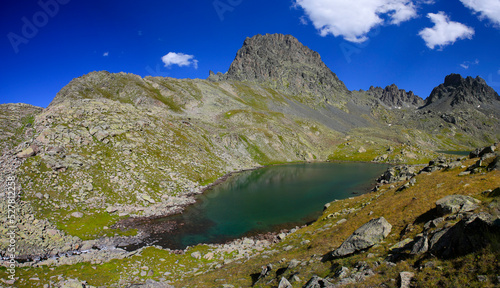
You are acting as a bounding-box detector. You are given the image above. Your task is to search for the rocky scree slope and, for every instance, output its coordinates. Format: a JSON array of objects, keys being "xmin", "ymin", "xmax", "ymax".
[{"xmin": 0, "ymin": 103, "xmax": 43, "ymax": 155}]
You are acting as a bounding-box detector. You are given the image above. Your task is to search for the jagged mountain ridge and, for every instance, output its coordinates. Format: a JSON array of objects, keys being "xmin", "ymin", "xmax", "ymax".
[
  {"xmin": 423, "ymin": 73, "xmax": 500, "ymax": 111},
  {"xmin": 367, "ymin": 84, "xmax": 424, "ymax": 108}
]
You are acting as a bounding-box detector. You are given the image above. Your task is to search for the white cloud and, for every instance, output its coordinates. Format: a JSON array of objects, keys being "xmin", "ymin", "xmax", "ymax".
[
  {"xmin": 103, "ymin": 52, "xmax": 109, "ymax": 57},
  {"xmin": 460, "ymin": 59, "xmax": 479, "ymax": 69},
  {"xmin": 418, "ymin": 12, "xmax": 475, "ymax": 49},
  {"xmin": 293, "ymin": 0, "xmax": 419, "ymax": 43},
  {"xmin": 299, "ymin": 15, "xmax": 308, "ymax": 25},
  {"xmin": 460, "ymin": 0, "xmax": 500, "ymax": 27},
  {"xmin": 498, "ymin": 69, "xmax": 500, "ymax": 75},
  {"xmin": 161, "ymin": 52, "xmax": 198, "ymax": 69}
]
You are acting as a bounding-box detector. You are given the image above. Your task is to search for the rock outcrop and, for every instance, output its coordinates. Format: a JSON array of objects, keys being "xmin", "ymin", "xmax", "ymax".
[
  {"xmin": 399, "ymin": 272, "xmax": 415, "ymax": 288},
  {"xmin": 278, "ymin": 277, "xmax": 292, "ymax": 288},
  {"xmin": 377, "ymin": 165, "xmax": 418, "ymax": 184},
  {"xmin": 429, "ymin": 211, "xmax": 499, "ymax": 259},
  {"xmin": 389, "ymin": 194, "xmax": 500, "ymax": 261},
  {"xmin": 435, "ymin": 195, "xmax": 480, "ymax": 216},
  {"xmin": 332, "ymin": 217, "xmax": 392, "ymax": 257},
  {"xmin": 302, "ymin": 275, "xmax": 333, "ymax": 288},
  {"xmin": 367, "ymin": 84, "xmax": 424, "ymax": 108},
  {"xmin": 470, "ymin": 145, "xmax": 497, "ymax": 159}
]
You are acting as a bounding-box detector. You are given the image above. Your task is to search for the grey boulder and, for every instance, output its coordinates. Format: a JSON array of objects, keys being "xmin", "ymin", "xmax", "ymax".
[
  {"xmin": 278, "ymin": 277, "xmax": 293, "ymax": 288},
  {"xmin": 302, "ymin": 275, "xmax": 333, "ymax": 288},
  {"xmin": 435, "ymin": 195, "xmax": 480, "ymax": 216},
  {"xmin": 332, "ymin": 217, "xmax": 392, "ymax": 257}
]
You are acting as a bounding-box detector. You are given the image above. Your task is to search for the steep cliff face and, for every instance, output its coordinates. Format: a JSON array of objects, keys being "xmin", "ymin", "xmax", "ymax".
[
  {"xmin": 423, "ymin": 74, "xmax": 500, "ymax": 111},
  {"xmin": 367, "ymin": 84, "xmax": 424, "ymax": 108}
]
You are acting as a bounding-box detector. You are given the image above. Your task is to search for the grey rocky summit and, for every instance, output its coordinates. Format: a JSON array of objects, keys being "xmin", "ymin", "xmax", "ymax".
[
  {"xmin": 423, "ymin": 73, "xmax": 500, "ymax": 111},
  {"xmin": 214, "ymin": 33, "xmax": 348, "ymax": 103}
]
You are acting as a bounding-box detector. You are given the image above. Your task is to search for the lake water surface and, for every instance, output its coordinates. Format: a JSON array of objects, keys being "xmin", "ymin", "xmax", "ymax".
[{"xmin": 135, "ymin": 162, "xmax": 389, "ymax": 250}]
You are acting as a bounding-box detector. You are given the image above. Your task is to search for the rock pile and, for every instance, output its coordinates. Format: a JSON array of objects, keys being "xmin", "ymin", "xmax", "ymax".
[
  {"xmin": 420, "ymin": 156, "xmax": 463, "ymax": 173},
  {"xmin": 377, "ymin": 165, "xmax": 418, "ymax": 184},
  {"xmin": 467, "ymin": 144, "xmax": 499, "ymax": 173},
  {"xmin": 389, "ymin": 194, "xmax": 500, "ymax": 260}
]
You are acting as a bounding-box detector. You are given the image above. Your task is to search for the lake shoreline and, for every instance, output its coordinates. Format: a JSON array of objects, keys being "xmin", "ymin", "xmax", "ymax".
[
  {"xmin": 119, "ymin": 161, "xmax": 390, "ymax": 251},
  {"xmin": 13, "ymin": 160, "xmax": 390, "ymax": 264}
]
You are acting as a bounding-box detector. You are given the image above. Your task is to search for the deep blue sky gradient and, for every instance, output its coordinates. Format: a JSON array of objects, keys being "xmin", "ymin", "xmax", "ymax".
[{"xmin": 1, "ymin": 0, "xmax": 499, "ymax": 108}]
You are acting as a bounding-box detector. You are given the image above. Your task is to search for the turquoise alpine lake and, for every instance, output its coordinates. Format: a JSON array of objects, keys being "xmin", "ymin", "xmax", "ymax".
[{"xmin": 135, "ymin": 162, "xmax": 389, "ymax": 250}]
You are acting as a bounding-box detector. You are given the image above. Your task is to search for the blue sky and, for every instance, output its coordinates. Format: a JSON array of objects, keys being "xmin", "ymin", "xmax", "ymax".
[{"xmin": 1, "ymin": 0, "xmax": 499, "ymax": 108}]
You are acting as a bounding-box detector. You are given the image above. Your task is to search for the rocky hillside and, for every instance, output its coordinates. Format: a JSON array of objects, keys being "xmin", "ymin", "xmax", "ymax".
[{"xmin": 0, "ymin": 103, "xmax": 43, "ymax": 155}]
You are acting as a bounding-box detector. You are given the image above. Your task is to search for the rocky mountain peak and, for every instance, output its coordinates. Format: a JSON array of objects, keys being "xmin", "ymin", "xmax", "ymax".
[
  {"xmin": 424, "ymin": 73, "xmax": 500, "ymax": 111},
  {"xmin": 213, "ymin": 33, "xmax": 348, "ymax": 99},
  {"xmin": 443, "ymin": 73, "xmax": 488, "ymax": 88},
  {"xmin": 368, "ymin": 84, "xmax": 424, "ymax": 108},
  {"xmin": 443, "ymin": 73, "xmax": 465, "ymax": 87}
]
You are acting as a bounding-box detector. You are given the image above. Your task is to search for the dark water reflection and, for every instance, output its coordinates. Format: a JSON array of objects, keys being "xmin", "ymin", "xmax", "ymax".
[{"xmin": 131, "ymin": 162, "xmax": 389, "ymax": 250}]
